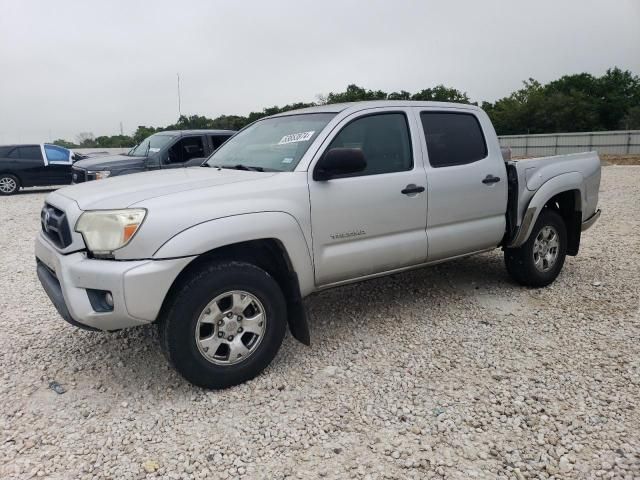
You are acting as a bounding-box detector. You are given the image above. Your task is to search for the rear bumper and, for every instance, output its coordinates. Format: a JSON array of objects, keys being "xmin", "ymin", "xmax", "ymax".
[
  {"xmin": 581, "ymin": 209, "xmax": 601, "ymax": 231},
  {"xmin": 35, "ymin": 233, "xmax": 194, "ymax": 331}
]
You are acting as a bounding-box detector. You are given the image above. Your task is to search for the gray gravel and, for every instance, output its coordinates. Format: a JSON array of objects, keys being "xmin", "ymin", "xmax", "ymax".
[{"xmin": 1, "ymin": 167, "xmax": 639, "ymax": 479}]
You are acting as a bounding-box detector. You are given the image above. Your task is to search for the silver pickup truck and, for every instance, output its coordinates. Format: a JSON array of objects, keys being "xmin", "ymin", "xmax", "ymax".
[{"xmin": 35, "ymin": 101, "xmax": 601, "ymax": 388}]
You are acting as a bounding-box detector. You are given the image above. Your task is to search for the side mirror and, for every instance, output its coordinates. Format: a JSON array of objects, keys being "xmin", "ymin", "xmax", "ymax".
[{"xmin": 313, "ymin": 148, "xmax": 366, "ymax": 181}]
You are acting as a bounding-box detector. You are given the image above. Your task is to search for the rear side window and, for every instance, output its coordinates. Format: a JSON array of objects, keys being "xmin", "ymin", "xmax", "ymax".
[
  {"xmin": 420, "ymin": 112, "xmax": 487, "ymax": 167},
  {"xmin": 44, "ymin": 145, "xmax": 70, "ymax": 163},
  {"xmin": 327, "ymin": 113, "xmax": 412, "ymax": 176},
  {"xmin": 18, "ymin": 146, "xmax": 43, "ymax": 160}
]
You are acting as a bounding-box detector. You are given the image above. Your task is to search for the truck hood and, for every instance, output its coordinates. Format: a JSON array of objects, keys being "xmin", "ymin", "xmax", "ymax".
[
  {"xmin": 56, "ymin": 167, "xmax": 276, "ymax": 210},
  {"xmin": 73, "ymin": 154, "xmax": 147, "ymax": 170}
]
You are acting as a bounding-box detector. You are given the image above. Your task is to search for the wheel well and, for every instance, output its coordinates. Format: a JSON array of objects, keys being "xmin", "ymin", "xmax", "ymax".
[
  {"xmin": 544, "ymin": 190, "xmax": 581, "ymax": 256},
  {"xmin": 159, "ymin": 239, "xmax": 311, "ymax": 344},
  {"xmin": 0, "ymin": 171, "xmax": 22, "ymax": 184}
]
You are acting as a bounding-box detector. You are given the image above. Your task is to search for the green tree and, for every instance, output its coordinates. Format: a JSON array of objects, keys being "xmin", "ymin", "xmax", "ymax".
[
  {"xmin": 326, "ymin": 84, "xmax": 387, "ymax": 103},
  {"xmin": 387, "ymin": 90, "xmax": 411, "ymax": 100},
  {"xmin": 411, "ymin": 85, "xmax": 471, "ymax": 103},
  {"xmin": 621, "ymin": 105, "xmax": 640, "ymax": 129},
  {"xmin": 132, "ymin": 126, "xmax": 160, "ymax": 144},
  {"xmin": 52, "ymin": 138, "xmax": 77, "ymax": 148},
  {"xmin": 57, "ymin": 68, "xmax": 640, "ymax": 142}
]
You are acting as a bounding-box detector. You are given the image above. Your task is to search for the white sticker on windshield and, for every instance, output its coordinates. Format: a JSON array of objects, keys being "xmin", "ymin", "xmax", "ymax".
[
  {"xmin": 282, "ymin": 157, "xmax": 293, "ymax": 164},
  {"xmin": 278, "ymin": 131, "xmax": 315, "ymax": 145},
  {"xmin": 149, "ymin": 147, "xmax": 160, "ymax": 152}
]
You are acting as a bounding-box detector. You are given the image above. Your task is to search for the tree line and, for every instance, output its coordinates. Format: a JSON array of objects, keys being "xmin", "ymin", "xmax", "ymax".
[{"xmin": 55, "ymin": 67, "xmax": 640, "ymax": 149}]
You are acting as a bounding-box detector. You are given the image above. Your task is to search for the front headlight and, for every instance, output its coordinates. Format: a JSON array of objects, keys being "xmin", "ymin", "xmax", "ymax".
[
  {"xmin": 88, "ymin": 170, "xmax": 111, "ymax": 180},
  {"xmin": 75, "ymin": 209, "xmax": 146, "ymax": 255}
]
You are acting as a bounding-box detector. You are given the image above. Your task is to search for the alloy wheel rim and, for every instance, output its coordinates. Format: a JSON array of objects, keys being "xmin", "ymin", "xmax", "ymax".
[
  {"xmin": 533, "ymin": 225, "xmax": 560, "ymax": 272},
  {"xmin": 0, "ymin": 177, "xmax": 17, "ymax": 193},
  {"xmin": 195, "ymin": 290, "xmax": 267, "ymax": 365}
]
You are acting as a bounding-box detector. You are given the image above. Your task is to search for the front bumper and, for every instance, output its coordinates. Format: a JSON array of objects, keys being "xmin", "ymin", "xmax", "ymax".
[
  {"xmin": 35, "ymin": 233, "xmax": 194, "ymax": 331},
  {"xmin": 581, "ymin": 209, "xmax": 601, "ymax": 231}
]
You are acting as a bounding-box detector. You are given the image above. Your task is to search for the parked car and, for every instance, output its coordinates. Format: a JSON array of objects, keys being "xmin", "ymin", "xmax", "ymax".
[
  {"xmin": 0, "ymin": 144, "xmax": 78, "ymax": 195},
  {"xmin": 35, "ymin": 101, "xmax": 601, "ymax": 389},
  {"xmin": 71, "ymin": 129, "xmax": 235, "ymax": 183}
]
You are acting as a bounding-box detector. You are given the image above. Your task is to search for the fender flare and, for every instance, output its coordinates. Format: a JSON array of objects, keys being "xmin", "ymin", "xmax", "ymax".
[
  {"xmin": 509, "ymin": 172, "xmax": 584, "ymax": 248},
  {"xmin": 153, "ymin": 211, "xmax": 315, "ymax": 296}
]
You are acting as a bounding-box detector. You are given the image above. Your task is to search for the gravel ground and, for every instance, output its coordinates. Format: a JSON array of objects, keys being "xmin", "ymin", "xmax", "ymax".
[{"xmin": 1, "ymin": 167, "xmax": 639, "ymax": 480}]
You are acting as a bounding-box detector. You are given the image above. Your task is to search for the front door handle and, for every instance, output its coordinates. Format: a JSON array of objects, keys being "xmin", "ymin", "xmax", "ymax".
[
  {"xmin": 401, "ymin": 184, "xmax": 425, "ymax": 195},
  {"xmin": 482, "ymin": 174, "xmax": 501, "ymax": 184}
]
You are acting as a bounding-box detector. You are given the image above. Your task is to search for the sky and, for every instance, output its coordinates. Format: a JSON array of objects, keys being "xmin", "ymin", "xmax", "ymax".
[{"xmin": 0, "ymin": 0, "xmax": 639, "ymax": 144}]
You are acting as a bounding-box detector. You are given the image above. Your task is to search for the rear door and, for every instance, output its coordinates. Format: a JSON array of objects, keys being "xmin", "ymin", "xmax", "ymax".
[
  {"xmin": 415, "ymin": 108, "xmax": 507, "ymax": 261},
  {"xmin": 308, "ymin": 109, "xmax": 428, "ymax": 286},
  {"xmin": 43, "ymin": 145, "xmax": 73, "ymax": 184}
]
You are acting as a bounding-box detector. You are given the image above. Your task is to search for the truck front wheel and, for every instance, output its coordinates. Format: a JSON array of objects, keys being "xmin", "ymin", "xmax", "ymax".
[
  {"xmin": 504, "ymin": 209, "xmax": 567, "ymax": 287},
  {"xmin": 158, "ymin": 261, "xmax": 287, "ymax": 389}
]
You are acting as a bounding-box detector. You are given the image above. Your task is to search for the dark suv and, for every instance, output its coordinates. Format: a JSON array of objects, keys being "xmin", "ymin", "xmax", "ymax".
[
  {"xmin": 71, "ymin": 129, "xmax": 234, "ymax": 183},
  {"xmin": 0, "ymin": 144, "xmax": 76, "ymax": 195}
]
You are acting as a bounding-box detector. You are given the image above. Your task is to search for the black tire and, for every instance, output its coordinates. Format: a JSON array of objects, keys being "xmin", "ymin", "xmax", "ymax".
[
  {"xmin": 0, "ymin": 174, "xmax": 20, "ymax": 195},
  {"xmin": 504, "ymin": 209, "xmax": 567, "ymax": 287},
  {"xmin": 158, "ymin": 261, "xmax": 287, "ymax": 389}
]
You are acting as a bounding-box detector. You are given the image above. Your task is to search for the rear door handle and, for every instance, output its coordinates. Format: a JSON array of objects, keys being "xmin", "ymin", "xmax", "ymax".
[
  {"xmin": 401, "ymin": 184, "xmax": 425, "ymax": 195},
  {"xmin": 482, "ymin": 175, "xmax": 501, "ymax": 184}
]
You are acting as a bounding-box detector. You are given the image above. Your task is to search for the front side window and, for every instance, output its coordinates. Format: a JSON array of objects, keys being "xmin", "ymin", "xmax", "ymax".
[
  {"xmin": 206, "ymin": 113, "xmax": 336, "ymax": 172},
  {"xmin": 168, "ymin": 136, "xmax": 205, "ymax": 163},
  {"xmin": 210, "ymin": 135, "xmax": 230, "ymax": 150},
  {"xmin": 129, "ymin": 134, "xmax": 177, "ymax": 157},
  {"xmin": 18, "ymin": 146, "xmax": 43, "ymax": 160},
  {"xmin": 420, "ymin": 112, "xmax": 487, "ymax": 168},
  {"xmin": 44, "ymin": 145, "xmax": 70, "ymax": 163},
  {"xmin": 326, "ymin": 113, "xmax": 412, "ymax": 176}
]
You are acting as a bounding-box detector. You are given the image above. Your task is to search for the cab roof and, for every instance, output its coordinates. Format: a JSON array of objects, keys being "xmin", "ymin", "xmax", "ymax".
[{"xmin": 269, "ymin": 100, "xmax": 482, "ymax": 118}]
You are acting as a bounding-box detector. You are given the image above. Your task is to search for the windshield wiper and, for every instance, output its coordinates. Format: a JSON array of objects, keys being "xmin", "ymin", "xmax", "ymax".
[
  {"xmin": 217, "ymin": 164, "xmax": 265, "ymax": 172},
  {"xmin": 206, "ymin": 163, "xmax": 283, "ymax": 172}
]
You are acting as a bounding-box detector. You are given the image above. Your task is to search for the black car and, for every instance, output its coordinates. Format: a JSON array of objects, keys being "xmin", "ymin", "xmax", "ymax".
[
  {"xmin": 0, "ymin": 144, "xmax": 76, "ymax": 195},
  {"xmin": 71, "ymin": 129, "xmax": 235, "ymax": 183}
]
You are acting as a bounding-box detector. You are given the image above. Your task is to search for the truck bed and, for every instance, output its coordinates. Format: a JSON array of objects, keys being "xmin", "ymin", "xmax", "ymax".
[{"xmin": 506, "ymin": 151, "xmax": 601, "ymax": 242}]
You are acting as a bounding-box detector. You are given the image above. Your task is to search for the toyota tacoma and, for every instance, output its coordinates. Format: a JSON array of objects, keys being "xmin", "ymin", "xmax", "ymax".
[{"xmin": 35, "ymin": 101, "xmax": 601, "ymax": 389}]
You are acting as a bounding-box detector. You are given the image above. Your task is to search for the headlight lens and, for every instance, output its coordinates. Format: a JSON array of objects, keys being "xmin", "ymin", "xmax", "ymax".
[
  {"xmin": 88, "ymin": 170, "xmax": 111, "ymax": 180},
  {"xmin": 75, "ymin": 209, "xmax": 146, "ymax": 254}
]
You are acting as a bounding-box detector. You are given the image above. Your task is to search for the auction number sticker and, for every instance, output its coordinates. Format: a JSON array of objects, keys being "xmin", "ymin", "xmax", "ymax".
[{"xmin": 278, "ymin": 131, "xmax": 315, "ymax": 145}]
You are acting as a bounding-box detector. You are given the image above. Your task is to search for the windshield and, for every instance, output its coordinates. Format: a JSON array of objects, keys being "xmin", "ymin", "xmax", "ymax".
[
  {"xmin": 128, "ymin": 133, "xmax": 177, "ymax": 157},
  {"xmin": 205, "ymin": 113, "xmax": 336, "ymax": 171}
]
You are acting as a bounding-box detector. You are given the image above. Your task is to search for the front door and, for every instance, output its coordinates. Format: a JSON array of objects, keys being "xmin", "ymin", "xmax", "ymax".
[
  {"xmin": 308, "ymin": 110, "xmax": 428, "ymax": 286},
  {"xmin": 43, "ymin": 145, "xmax": 73, "ymax": 184},
  {"xmin": 164, "ymin": 135, "xmax": 207, "ymax": 168}
]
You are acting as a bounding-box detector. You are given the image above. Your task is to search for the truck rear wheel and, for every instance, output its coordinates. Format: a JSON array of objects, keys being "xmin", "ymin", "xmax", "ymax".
[
  {"xmin": 0, "ymin": 174, "xmax": 20, "ymax": 195},
  {"xmin": 158, "ymin": 261, "xmax": 287, "ymax": 389},
  {"xmin": 504, "ymin": 209, "xmax": 567, "ymax": 287}
]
